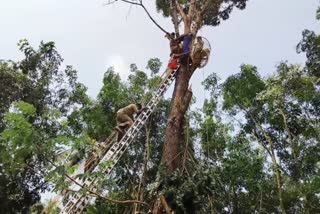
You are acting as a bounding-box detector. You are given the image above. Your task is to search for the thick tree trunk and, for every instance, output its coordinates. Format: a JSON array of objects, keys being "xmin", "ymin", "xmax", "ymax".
[
  {"xmin": 161, "ymin": 0, "xmax": 197, "ymax": 173},
  {"xmin": 162, "ymin": 62, "xmax": 194, "ymax": 172}
]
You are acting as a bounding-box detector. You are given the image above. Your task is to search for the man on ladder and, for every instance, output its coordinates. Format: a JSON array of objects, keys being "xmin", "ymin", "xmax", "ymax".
[{"xmin": 115, "ymin": 103, "xmax": 147, "ymax": 139}]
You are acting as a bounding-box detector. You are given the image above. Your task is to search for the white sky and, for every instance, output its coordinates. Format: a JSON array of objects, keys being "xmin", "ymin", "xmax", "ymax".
[{"xmin": 0, "ymin": 0, "xmax": 319, "ymax": 106}]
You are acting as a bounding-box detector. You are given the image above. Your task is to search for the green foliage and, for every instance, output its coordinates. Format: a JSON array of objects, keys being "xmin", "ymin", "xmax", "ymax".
[
  {"xmin": 147, "ymin": 57, "xmax": 163, "ymax": 76},
  {"xmin": 40, "ymin": 199, "xmax": 60, "ymax": 214},
  {"xmin": 220, "ymin": 59, "xmax": 320, "ymax": 212},
  {"xmin": 297, "ymin": 29, "xmax": 320, "ymax": 78},
  {"xmin": 0, "ymin": 60, "xmax": 26, "ymax": 131},
  {"xmin": 98, "ymin": 67, "xmax": 128, "ymax": 112},
  {"xmin": 223, "ymin": 64, "xmax": 265, "ymax": 113},
  {"xmin": 155, "ymin": 0, "xmax": 171, "ymax": 17},
  {"xmin": 202, "ymin": 0, "xmax": 247, "ymax": 26},
  {"xmin": 85, "ymin": 198, "xmax": 123, "ymax": 214},
  {"xmin": 0, "ymin": 40, "xmax": 89, "ymax": 212},
  {"xmin": 155, "ymin": 0, "xmax": 248, "ymax": 26},
  {"xmin": 0, "ymin": 101, "xmax": 47, "ymax": 213},
  {"xmin": 158, "ymin": 133, "xmax": 265, "ymax": 213},
  {"xmin": 200, "ymin": 116, "xmax": 230, "ymax": 161}
]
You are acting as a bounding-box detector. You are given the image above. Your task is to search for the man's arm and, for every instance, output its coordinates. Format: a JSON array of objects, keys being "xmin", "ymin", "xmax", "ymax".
[
  {"xmin": 176, "ymin": 34, "xmax": 186, "ymax": 43},
  {"xmin": 173, "ymin": 51, "xmax": 190, "ymax": 58},
  {"xmin": 137, "ymin": 106, "xmax": 148, "ymax": 114},
  {"xmin": 165, "ymin": 33, "xmax": 171, "ymax": 41},
  {"xmin": 175, "ymin": 0, "xmax": 187, "ymax": 19}
]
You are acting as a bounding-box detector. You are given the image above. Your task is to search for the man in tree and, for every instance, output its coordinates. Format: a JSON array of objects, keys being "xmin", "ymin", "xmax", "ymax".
[
  {"xmin": 165, "ymin": 32, "xmax": 181, "ymax": 55},
  {"xmin": 163, "ymin": 32, "xmax": 180, "ymax": 82},
  {"xmin": 161, "ymin": 53, "xmax": 178, "ymax": 85},
  {"xmin": 115, "ymin": 103, "xmax": 146, "ymax": 134},
  {"xmin": 191, "ymin": 36, "xmax": 209, "ymax": 68},
  {"xmin": 173, "ymin": 33, "xmax": 194, "ymax": 59}
]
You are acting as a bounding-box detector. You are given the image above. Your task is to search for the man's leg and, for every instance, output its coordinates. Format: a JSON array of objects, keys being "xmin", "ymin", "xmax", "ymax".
[
  {"xmin": 117, "ymin": 114, "xmax": 133, "ymax": 130},
  {"xmin": 124, "ymin": 115, "xmax": 133, "ymax": 128},
  {"xmin": 116, "ymin": 114, "xmax": 133, "ymax": 141},
  {"xmin": 116, "ymin": 113, "xmax": 126, "ymax": 134}
]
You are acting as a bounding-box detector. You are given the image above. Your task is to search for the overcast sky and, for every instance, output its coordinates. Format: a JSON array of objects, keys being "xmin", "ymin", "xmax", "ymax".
[{"xmin": 0, "ymin": 0, "xmax": 319, "ymax": 106}]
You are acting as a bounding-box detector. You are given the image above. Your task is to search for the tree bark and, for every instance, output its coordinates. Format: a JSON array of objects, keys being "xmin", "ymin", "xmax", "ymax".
[{"xmin": 162, "ymin": 62, "xmax": 194, "ymax": 172}]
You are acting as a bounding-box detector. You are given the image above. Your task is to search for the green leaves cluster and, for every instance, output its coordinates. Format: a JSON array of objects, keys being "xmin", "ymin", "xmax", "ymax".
[{"xmin": 0, "ymin": 40, "xmax": 89, "ymax": 213}]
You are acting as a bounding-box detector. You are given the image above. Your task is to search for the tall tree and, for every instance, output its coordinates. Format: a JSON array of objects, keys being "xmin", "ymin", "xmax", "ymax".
[
  {"xmin": 0, "ymin": 40, "xmax": 89, "ymax": 213},
  {"xmin": 158, "ymin": 0, "xmax": 249, "ymax": 173}
]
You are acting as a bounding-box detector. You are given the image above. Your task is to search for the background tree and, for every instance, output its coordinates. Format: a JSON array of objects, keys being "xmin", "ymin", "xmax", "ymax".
[{"xmin": 0, "ymin": 40, "xmax": 89, "ymax": 213}]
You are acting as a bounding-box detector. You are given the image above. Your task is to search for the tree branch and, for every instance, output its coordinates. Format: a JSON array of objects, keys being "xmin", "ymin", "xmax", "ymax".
[
  {"xmin": 120, "ymin": 0, "xmax": 141, "ymax": 6},
  {"xmin": 160, "ymin": 195, "xmax": 174, "ymax": 214},
  {"xmin": 201, "ymin": 0, "xmax": 213, "ymax": 15},
  {"xmin": 188, "ymin": 0, "xmax": 196, "ymax": 17},
  {"xmin": 66, "ymin": 187, "xmax": 149, "ymax": 207},
  {"xmin": 175, "ymin": 0, "xmax": 187, "ymax": 20},
  {"xmin": 46, "ymin": 157, "xmax": 149, "ymax": 207},
  {"xmin": 116, "ymin": 0, "xmax": 169, "ymax": 34},
  {"xmin": 103, "ymin": 0, "xmax": 119, "ymax": 6}
]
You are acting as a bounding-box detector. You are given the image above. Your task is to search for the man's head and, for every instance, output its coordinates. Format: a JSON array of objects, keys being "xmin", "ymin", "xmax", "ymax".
[
  {"xmin": 171, "ymin": 32, "xmax": 175, "ymax": 39},
  {"xmin": 183, "ymin": 7, "xmax": 188, "ymax": 15},
  {"xmin": 196, "ymin": 36, "xmax": 203, "ymax": 42},
  {"xmin": 136, "ymin": 103, "xmax": 142, "ymax": 110}
]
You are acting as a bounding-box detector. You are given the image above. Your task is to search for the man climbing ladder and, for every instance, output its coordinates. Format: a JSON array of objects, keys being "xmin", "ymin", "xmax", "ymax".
[{"xmin": 115, "ymin": 103, "xmax": 147, "ymax": 134}]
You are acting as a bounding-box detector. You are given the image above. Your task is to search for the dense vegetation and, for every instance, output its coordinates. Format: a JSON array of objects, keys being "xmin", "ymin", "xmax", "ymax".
[{"xmin": 0, "ymin": 3, "xmax": 319, "ymax": 214}]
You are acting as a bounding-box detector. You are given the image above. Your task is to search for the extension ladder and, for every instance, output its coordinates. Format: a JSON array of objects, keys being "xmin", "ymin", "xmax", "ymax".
[{"xmin": 60, "ymin": 68, "xmax": 178, "ymax": 214}]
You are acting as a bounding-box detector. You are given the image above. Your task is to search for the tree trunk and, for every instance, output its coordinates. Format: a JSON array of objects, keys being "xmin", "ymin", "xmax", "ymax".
[
  {"xmin": 134, "ymin": 125, "xmax": 150, "ymax": 213},
  {"xmin": 249, "ymin": 112, "xmax": 286, "ymax": 214},
  {"xmin": 162, "ymin": 62, "xmax": 194, "ymax": 173},
  {"xmin": 279, "ymin": 107, "xmax": 297, "ymax": 161},
  {"xmin": 269, "ymin": 145, "xmax": 286, "ymax": 214}
]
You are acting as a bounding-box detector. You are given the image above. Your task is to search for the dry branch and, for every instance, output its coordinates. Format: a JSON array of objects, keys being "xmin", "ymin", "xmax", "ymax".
[{"xmin": 106, "ymin": 0, "xmax": 170, "ymax": 34}]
